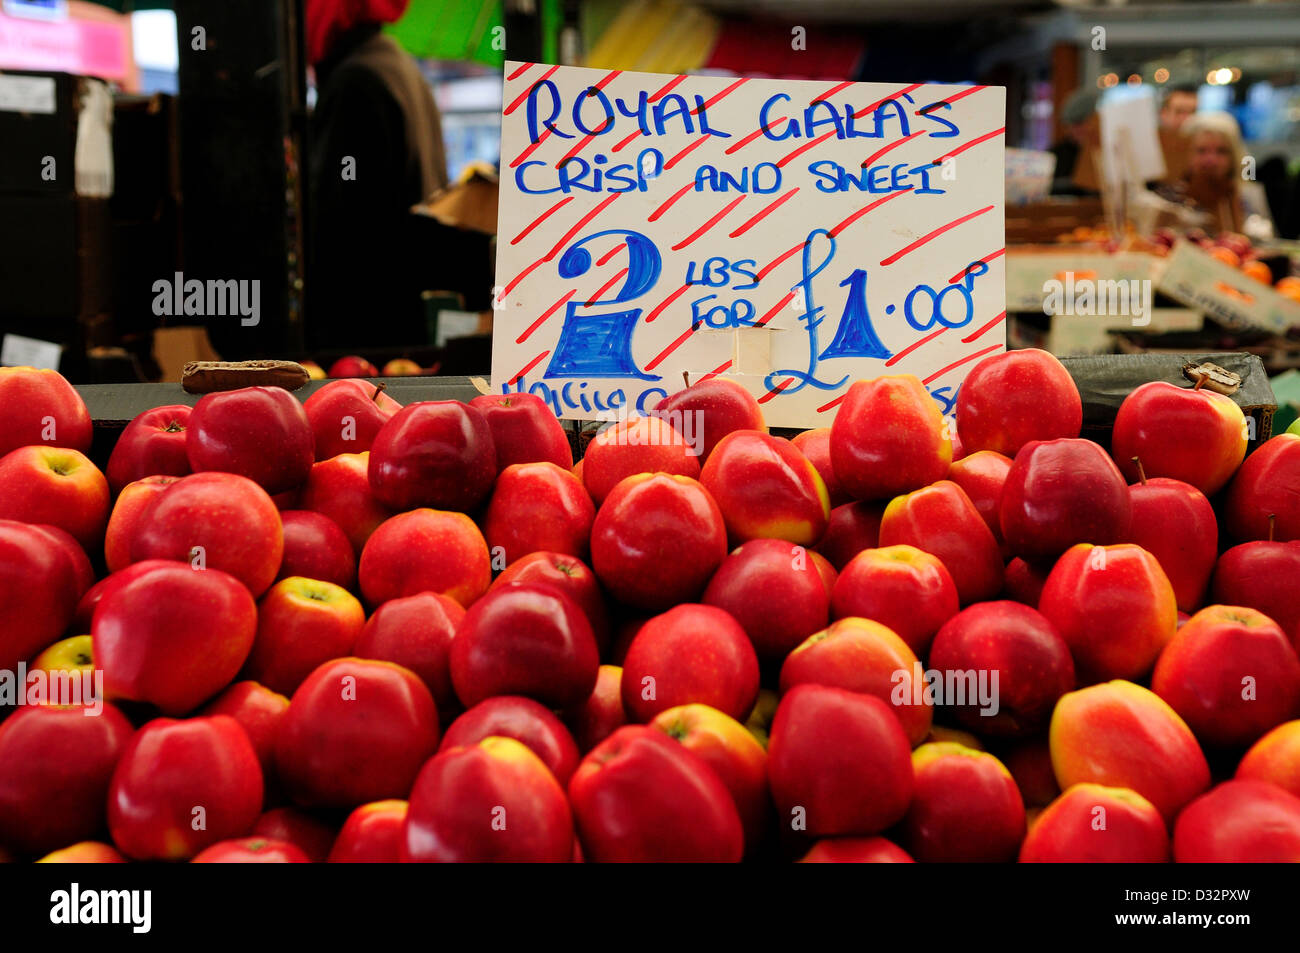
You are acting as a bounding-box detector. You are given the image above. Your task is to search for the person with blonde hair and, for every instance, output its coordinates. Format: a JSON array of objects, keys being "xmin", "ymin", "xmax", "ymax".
[{"xmin": 1167, "ymin": 112, "xmax": 1274, "ymax": 238}]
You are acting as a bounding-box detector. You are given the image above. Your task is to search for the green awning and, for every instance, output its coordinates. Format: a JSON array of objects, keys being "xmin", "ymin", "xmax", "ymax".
[{"xmin": 385, "ymin": 0, "xmax": 504, "ymax": 68}]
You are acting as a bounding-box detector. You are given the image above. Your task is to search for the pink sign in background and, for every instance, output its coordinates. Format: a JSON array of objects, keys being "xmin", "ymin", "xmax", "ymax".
[{"xmin": 0, "ymin": 10, "xmax": 129, "ymax": 81}]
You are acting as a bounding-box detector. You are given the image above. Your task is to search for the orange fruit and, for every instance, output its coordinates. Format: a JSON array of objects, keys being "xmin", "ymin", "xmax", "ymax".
[
  {"xmin": 1208, "ymin": 246, "xmax": 1241, "ymax": 267},
  {"xmin": 1276, "ymin": 276, "xmax": 1300, "ymax": 295},
  {"xmin": 1241, "ymin": 260, "xmax": 1273, "ymax": 285}
]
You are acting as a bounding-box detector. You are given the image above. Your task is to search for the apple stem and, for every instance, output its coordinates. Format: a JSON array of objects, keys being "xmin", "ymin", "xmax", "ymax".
[
  {"xmin": 1193, "ymin": 376, "xmax": 1207, "ymax": 391},
  {"xmin": 1132, "ymin": 457, "xmax": 1147, "ymax": 485},
  {"xmin": 1269, "ymin": 513, "xmax": 1276, "ymax": 543},
  {"xmin": 682, "ymin": 371, "xmax": 691, "ymax": 388},
  {"xmin": 372, "ymin": 382, "xmax": 387, "ymax": 404}
]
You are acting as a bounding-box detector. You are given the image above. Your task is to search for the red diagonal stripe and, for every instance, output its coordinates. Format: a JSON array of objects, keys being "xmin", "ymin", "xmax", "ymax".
[
  {"xmin": 854, "ymin": 83, "xmax": 924, "ymax": 119},
  {"xmin": 516, "ymin": 289, "xmax": 577, "ymax": 344},
  {"xmin": 921, "ymin": 343, "xmax": 1001, "ymax": 385},
  {"xmin": 509, "ymin": 349, "xmax": 550, "ymax": 384},
  {"xmin": 505, "ymin": 64, "xmax": 560, "ymax": 115},
  {"xmin": 645, "ymin": 322, "xmax": 699, "ymax": 370},
  {"xmin": 934, "ymin": 126, "xmax": 1005, "ymax": 164},
  {"xmin": 545, "ymin": 193, "xmax": 622, "ymax": 261},
  {"xmin": 649, "ymin": 74, "xmax": 687, "ymax": 102},
  {"xmin": 664, "ymin": 134, "xmax": 713, "ymax": 170},
  {"xmin": 611, "ymin": 129, "xmax": 643, "ymax": 153},
  {"xmin": 589, "ymin": 70, "xmax": 622, "ymax": 94},
  {"xmin": 597, "ymin": 243, "xmax": 627, "ymax": 266},
  {"xmin": 723, "ymin": 125, "xmax": 772, "ymax": 156},
  {"xmin": 816, "ymin": 394, "xmax": 846, "ymax": 414},
  {"xmin": 556, "ymin": 129, "xmax": 605, "ymax": 168},
  {"xmin": 506, "ymin": 62, "xmax": 534, "ymax": 81},
  {"xmin": 860, "ymin": 130, "xmax": 924, "ymax": 168},
  {"xmin": 691, "ymin": 77, "xmax": 749, "ymax": 115},
  {"xmin": 880, "ymin": 204, "xmax": 996, "ymax": 267},
  {"xmin": 500, "ymin": 254, "xmax": 550, "ymax": 300},
  {"xmin": 671, "ymin": 195, "xmax": 747, "ymax": 251},
  {"xmin": 949, "ymin": 248, "xmax": 1005, "ymax": 284},
  {"xmin": 757, "ymin": 378, "xmax": 794, "ymax": 404},
  {"xmin": 884, "ymin": 327, "xmax": 947, "ymax": 367},
  {"xmin": 756, "ymin": 240, "xmax": 806, "ymax": 282},
  {"xmin": 921, "ymin": 85, "xmax": 984, "ymax": 112},
  {"xmin": 961, "ymin": 311, "xmax": 1006, "ymax": 343},
  {"xmin": 812, "ymin": 80, "xmax": 854, "ymax": 104},
  {"xmin": 645, "ymin": 283, "xmax": 692, "ymax": 323},
  {"xmin": 755, "ymin": 291, "xmax": 795, "ymax": 327},
  {"xmin": 648, "ymin": 181, "xmax": 695, "ymax": 222},
  {"xmin": 697, "ymin": 359, "xmax": 733, "ymax": 383},
  {"xmin": 777, "ymin": 128, "xmax": 838, "ymax": 169},
  {"xmin": 829, "ymin": 188, "xmax": 912, "ymax": 238},
  {"xmin": 728, "ymin": 188, "xmax": 799, "ymax": 238},
  {"xmin": 586, "ymin": 267, "xmax": 629, "ymax": 306},
  {"xmin": 510, "ymin": 195, "xmax": 573, "ymax": 246},
  {"xmin": 509, "ymin": 127, "xmax": 553, "ymax": 169}
]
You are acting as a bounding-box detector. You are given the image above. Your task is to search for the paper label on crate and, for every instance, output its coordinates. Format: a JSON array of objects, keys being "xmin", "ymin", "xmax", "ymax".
[
  {"xmin": 491, "ymin": 62, "xmax": 1007, "ymax": 426},
  {"xmin": 0, "ymin": 75, "xmax": 56, "ymax": 114},
  {"xmin": 1, "ymin": 334, "xmax": 62, "ymax": 370}
]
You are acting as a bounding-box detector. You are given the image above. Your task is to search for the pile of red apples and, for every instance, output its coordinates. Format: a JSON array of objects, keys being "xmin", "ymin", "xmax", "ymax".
[{"xmin": 1, "ymin": 349, "xmax": 1299, "ymax": 864}]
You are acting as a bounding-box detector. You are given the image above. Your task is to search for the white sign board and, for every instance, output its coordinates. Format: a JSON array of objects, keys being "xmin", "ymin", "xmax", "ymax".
[{"xmin": 492, "ymin": 62, "xmax": 1007, "ymax": 426}]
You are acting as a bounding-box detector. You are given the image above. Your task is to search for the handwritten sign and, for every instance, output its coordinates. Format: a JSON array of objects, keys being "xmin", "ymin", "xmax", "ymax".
[{"xmin": 492, "ymin": 62, "xmax": 1007, "ymax": 426}]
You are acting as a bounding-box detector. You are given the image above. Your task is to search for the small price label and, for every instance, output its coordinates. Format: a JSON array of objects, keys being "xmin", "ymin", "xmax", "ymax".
[{"xmin": 1, "ymin": 334, "xmax": 63, "ymax": 370}]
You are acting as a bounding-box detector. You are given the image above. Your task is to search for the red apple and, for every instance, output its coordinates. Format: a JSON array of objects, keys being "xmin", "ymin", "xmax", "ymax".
[
  {"xmin": 71, "ymin": 559, "xmax": 175, "ymax": 633},
  {"xmin": 562, "ymin": 664, "xmax": 627, "ymax": 753},
  {"xmin": 829, "ymin": 545, "xmax": 959, "ymax": 656},
  {"xmin": 301, "ymin": 361, "xmax": 326, "ymax": 380},
  {"xmin": 1111, "ymin": 381, "xmax": 1248, "ymax": 497},
  {"xmin": 0, "ymin": 366, "xmax": 92, "ymax": 456},
  {"xmin": 1019, "ymin": 783, "xmax": 1168, "ymax": 863},
  {"xmin": 879, "ymin": 479, "xmax": 1003, "ymax": 604},
  {"xmin": 107, "ymin": 714, "xmax": 263, "ymax": 861},
  {"xmin": 1039, "ymin": 543, "xmax": 1178, "ymax": 683},
  {"xmin": 1237, "ymin": 720, "xmax": 1300, "ymax": 798},
  {"xmin": 489, "ymin": 551, "xmax": 610, "ymax": 653},
  {"xmin": 814, "ymin": 501, "xmax": 884, "ymax": 571},
  {"xmin": 130, "ymin": 471, "xmax": 284, "ymax": 597},
  {"xmin": 652, "ymin": 377, "xmax": 765, "ymax": 462},
  {"xmin": 1125, "ymin": 472, "xmax": 1217, "ymax": 612},
  {"xmin": 105, "ymin": 404, "xmax": 192, "ymax": 494},
  {"xmin": 367, "ymin": 401, "xmax": 496, "ymax": 513},
  {"xmin": 0, "ymin": 519, "xmax": 83, "ymax": 672},
  {"xmin": 29, "ymin": 634, "xmax": 95, "ymax": 685},
  {"xmin": 245, "ymin": 576, "xmax": 366, "ymax": 696},
  {"xmin": 380, "ymin": 358, "xmax": 422, "ymax": 377},
  {"xmin": 94, "ymin": 563, "xmax": 258, "ymax": 714},
  {"xmin": 955, "ymin": 348, "xmax": 1081, "ymax": 457},
  {"xmin": 1213, "ymin": 542, "xmax": 1300, "ymax": 650},
  {"xmin": 946, "ymin": 450, "xmax": 1013, "ymax": 550},
  {"xmin": 927, "ymin": 601, "xmax": 1075, "ymax": 737},
  {"xmin": 251, "ymin": 807, "xmax": 337, "ymax": 862},
  {"xmin": 790, "ymin": 427, "xmax": 850, "ymax": 507},
  {"xmin": 699, "ymin": 431, "xmax": 829, "ymax": 546},
  {"xmin": 581, "ymin": 415, "xmax": 701, "ymax": 506},
  {"xmin": 702, "ymin": 538, "xmax": 830, "ymax": 662},
  {"xmin": 1002, "ymin": 739, "xmax": 1061, "ymax": 807},
  {"xmin": 327, "ymin": 356, "xmax": 377, "ymax": 378},
  {"xmin": 830, "ymin": 375, "xmax": 951, "ymax": 501},
  {"xmin": 36, "ymin": 842, "xmax": 128, "ymax": 864},
  {"xmin": 767, "ymin": 684, "xmax": 913, "ymax": 837},
  {"xmin": 191, "ymin": 837, "xmax": 310, "ymax": 863},
  {"xmin": 1225, "ymin": 434, "xmax": 1300, "ymax": 542},
  {"xmin": 439, "ymin": 695, "xmax": 581, "ymax": 786},
  {"xmin": 1050, "ymin": 680, "xmax": 1210, "ymax": 824},
  {"xmin": 274, "ymin": 658, "xmax": 440, "ymax": 808},
  {"xmin": 1003, "ymin": 556, "xmax": 1051, "ymax": 606},
  {"xmin": 568, "ymin": 725, "xmax": 744, "ymax": 862},
  {"xmin": 186, "ymin": 386, "xmax": 315, "ymax": 494},
  {"xmin": 275, "ymin": 510, "xmax": 356, "ymax": 590},
  {"xmin": 590, "ymin": 473, "xmax": 727, "ymax": 612},
  {"xmin": 903, "ymin": 742, "xmax": 1025, "ymax": 862},
  {"xmin": 328, "ymin": 800, "xmax": 407, "ymax": 863},
  {"xmin": 303, "ymin": 379, "xmax": 402, "ymax": 460},
  {"xmin": 450, "ymin": 582, "xmax": 599, "ymax": 710},
  {"xmin": 403, "ymin": 736, "xmax": 573, "ymax": 862},
  {"xmin": 649, "ymin": 703, "xmax": 770, "ymax": 850},
  {"xmin": 779, "ymin": 617, "xmax": 932, "ymax": 746},
  {"xmin": 470, "ymin": 392, "xmax": 572, "ymax": 471},
  {"xmin": 1000, "ymin": 438, "xmax": 1132, "ymax": 561},
  {"xmin": 483, "ymin": 462, "xmax": 594, "ymax": 564},
  {"xmin": 29, "ymin": 522, "xmax": 92, "ymax": 600},
  {"xmin": 0, "ymin": 445, "xmax": 109, "ymax": 549},
  {"xmin": 1152, "ymin": 605, "xmax": 1300, "ymax": 749},
  {"xmin": 353, "ymin": 591, "xmax": 464, "ymax": 713},
  {"xmin": 104, "ymin": 475, "xmax": 181, "ymax": 573},
  {"xmin": 0, "ymin": 702, "xmax": 133, "ymax": 856},
  {"xmin": 298, "ymin": 451, "xmax": 395, "ymax": 555},
  {"xmin": 798, "ymin": 837, "xmax": 914, "ymax": 863},
  {"xmin": 200, "ymin": 681, "xmax": 290, "ymax": 784},
  {"xmin": 1173, "ymin": 779, "xmax": 1300, "ymax": 862},
  {"xmin": 358, "ymin": 509, "xmax": 490, "ymax": 608}
]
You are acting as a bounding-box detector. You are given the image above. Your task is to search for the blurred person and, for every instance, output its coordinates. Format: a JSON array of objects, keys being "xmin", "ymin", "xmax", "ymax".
[
  {"xmin": 1049, "ymin": 88, "xmax": 1101, "ymax": 196},
  {"xmin": 306, "ymin": 0, "xmax": 464, "ymax": 350},
  {"xmin": 1159, "ymin": 85, "xmax": 1198, "ymax": 133},
  {"xmin": 1158, "ymin": 112, "xmax": 1274, "ymax": 239}
]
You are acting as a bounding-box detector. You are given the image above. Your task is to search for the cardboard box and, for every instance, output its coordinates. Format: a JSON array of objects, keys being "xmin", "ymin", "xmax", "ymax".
[
  {"xmin": 1006, "ymin": 246, "xmax": 1165, "ymax": 313},
  {"xmin": 1157, "ymin": 240, "xmax": 1300, "ymax": 334}
]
